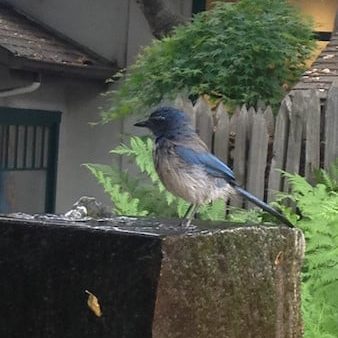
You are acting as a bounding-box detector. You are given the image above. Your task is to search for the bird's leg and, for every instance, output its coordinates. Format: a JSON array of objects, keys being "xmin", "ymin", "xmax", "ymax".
[
  {"xmin": 182, "ymin": 203, "xmax": 194, "ymax": 219},
  {"xmin": 180, "ymin": 203, "xmax": 199, "ymax": 227}
]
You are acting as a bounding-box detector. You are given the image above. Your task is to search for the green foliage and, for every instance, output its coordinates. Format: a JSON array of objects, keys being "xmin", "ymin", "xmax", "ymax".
[
  {"xmin": 103, "ymin": 0, "xmax": 315, "ymax": 121},
  {"xmin": 84, "ymin": 163, "xmax": 148, "ymax": 216},
  {"xmin": 314, "ymin": 159, "xmax": 338, "ymax": 193},
  {"xmin": 275, "ymin": 171, "xmax": 338, "ymax": 338},
  {"xmin": 227, "ymin": 208, "xmax": 263, "ymax": 224},
  {"xmin": 110, "ymin": 137, "xmax": 172, "ymax": 202}
]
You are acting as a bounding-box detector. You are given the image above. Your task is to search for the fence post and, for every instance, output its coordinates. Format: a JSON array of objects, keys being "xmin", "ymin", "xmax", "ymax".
[
  {"xmin": 267, "ymin": 97, "xmax": 291, "ymax": 202},
  {"xmin": 284, "ymin": 91, "xmax": 305, "ymax": 192},
  {"xmin": 324, "ymin": 80, "xmax": 338, "ymax": 169},
  {"xmin": 194, "ymin": 97, "xmax": 213, "ymax": 150},
  {"xmin": 304, "ymin": 89, "xmax": 321, "ymax": 182},
  {"xmin": 246, "ymin": 109, "xmax": 269, "ymax": 207},
  {"xmin": 214, "ymin": 102, "xmax": 230, "ymax": 163},
  {"xmin": 174, "ymin": 95, "xmax": 196, "ymax": 129},
  {"xmin": 230, "ymin": 105, "xmax": 249, "ymax": 207}
]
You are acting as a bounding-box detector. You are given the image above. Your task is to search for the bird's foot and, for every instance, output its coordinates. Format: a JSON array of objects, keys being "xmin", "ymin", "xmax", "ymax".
[{"xmin": 179, "ymin": 219, "xmax": 196, "ymax": 229}]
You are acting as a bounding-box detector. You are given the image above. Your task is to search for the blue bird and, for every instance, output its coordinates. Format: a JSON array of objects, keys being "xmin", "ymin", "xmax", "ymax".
[{"xmin": 135, "ymin": 106, "xmax": 293, "ymax": 228}]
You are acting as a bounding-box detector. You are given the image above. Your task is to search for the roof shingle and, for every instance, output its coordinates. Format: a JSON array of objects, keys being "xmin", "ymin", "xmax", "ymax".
[
  {"xmin": 0, "ymin": 3, "xmax": 115, "ymax": 78},
  {"xmin": 293, "ymin": 29, "xmax": 338, "ymax": 95}
]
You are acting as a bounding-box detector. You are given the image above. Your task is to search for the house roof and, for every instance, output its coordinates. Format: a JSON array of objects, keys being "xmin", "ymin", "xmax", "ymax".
[
  {"xmin": 0, "ymin": 3, "xmax": 116, "ymax": 79},
  {"xmin": 293, "ymin": 27, "xmax": 338, "ymax": 95}
]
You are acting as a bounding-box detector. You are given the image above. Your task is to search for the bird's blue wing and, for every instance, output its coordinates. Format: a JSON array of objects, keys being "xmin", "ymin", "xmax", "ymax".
[{"xmin": 175, "ymin": 145, "xmax": 235, "ymax": 181}]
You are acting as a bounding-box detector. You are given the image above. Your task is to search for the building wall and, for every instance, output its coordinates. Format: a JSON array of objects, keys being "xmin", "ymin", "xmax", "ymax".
[
  {"xmin": 290, "ymin": 0, "xmax": 337, "ymax": 64},
  {"xmin": 290, "ymin": 0, "xmax": 337, "ymax": 32},
  {"xmin": 207, "ymin": 0, "xmax": 338, "ymax": 27},
  {"xmin": 57, "ymin": 79, "xmax": 123, "ymax": 212},
  {"xmin": 0, "ymin": 72, "xmax": 122, "ymax": 212}
]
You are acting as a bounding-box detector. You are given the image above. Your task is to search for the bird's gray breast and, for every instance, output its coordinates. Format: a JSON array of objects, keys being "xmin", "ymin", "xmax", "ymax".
[{"xmin": 153, "ymin": 140, "xmax": 232, "ymax": 205}]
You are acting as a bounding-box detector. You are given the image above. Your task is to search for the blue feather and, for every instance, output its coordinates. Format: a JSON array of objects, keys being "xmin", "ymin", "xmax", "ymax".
[{"xmin": 175, "ymin": 146, "xmax": 235, "ymax": 181}]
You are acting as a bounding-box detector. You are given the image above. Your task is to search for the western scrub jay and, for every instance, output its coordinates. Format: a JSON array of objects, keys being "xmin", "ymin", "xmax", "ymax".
[{"xmin": 135, "ymin": 106, "xmax": 293, "ymax": 228}]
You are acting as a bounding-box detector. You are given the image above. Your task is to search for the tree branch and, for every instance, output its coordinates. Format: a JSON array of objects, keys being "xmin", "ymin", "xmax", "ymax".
[{"xmin": 135, "ymin": 0, "xmax": 187, "ymax": 39}]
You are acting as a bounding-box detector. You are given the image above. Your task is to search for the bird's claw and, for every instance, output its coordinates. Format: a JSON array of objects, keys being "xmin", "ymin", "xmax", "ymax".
[{"xmin": 179, "ymin": 219, "xmax": 197, "ymax": 229}]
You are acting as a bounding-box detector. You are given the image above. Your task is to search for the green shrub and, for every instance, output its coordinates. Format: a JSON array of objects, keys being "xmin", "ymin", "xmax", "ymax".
[{"xmin": 103, "ymin": 0, "xmax": 314, "ymax": 121}]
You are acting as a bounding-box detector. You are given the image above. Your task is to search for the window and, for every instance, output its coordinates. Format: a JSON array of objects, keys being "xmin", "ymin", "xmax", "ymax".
[{"xmin": 0, "ymin": 108, "xmax": 61, "ymax": 214}]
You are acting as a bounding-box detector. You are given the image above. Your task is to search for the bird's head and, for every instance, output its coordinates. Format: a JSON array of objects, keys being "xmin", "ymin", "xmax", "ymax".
[{"xmin": 134, "ymin": 106, "xmax": 194, "ymax": 138}]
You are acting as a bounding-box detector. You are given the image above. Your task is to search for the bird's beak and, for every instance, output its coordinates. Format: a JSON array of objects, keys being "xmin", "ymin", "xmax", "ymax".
[{"xmin": 134, "ymin": 120, "xmax": 149, "ymax": 128}]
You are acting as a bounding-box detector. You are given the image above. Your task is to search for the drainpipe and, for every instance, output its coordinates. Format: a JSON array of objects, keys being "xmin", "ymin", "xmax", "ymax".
[{"xmin": 0, "ymin": 73, "xmax": 41, "ymax": 97}]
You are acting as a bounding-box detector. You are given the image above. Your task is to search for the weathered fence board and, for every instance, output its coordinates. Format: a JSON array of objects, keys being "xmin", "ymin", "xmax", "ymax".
[
  {"xmin": 324, "ymin": 80, "xmax": 338, "ymax": 169},
  {"xmin": 214, "ymin": 103, "xmax": 229, "ymax": 163},
  {"xmin": 264, "ymin": 106, "xmax": 275, "ymax": 137},
  {"xmin": 267, "ymin": 97, "xmax": 291, "ymax": 202},
  {"xmin": 304, "ymin": 90, "xmax": 321, "ymax": 182},
  {"xmin": 246, "ymin": 110, "xmax": 269, "ymax": 207},
  {"xmin": 230, "ymin": 106, "xmax": 249, "ymax": 207},
  {"xmin": 247, "ymin": 106, "xmax": 255, "ymax": 140},
  {"xmin": 175, "ymin": 95, "xmax": 196, "ymax": 129},
  {"xmin": 284, "ymin": 91, "xmax": 305, "ymax": 192},
  {"xmin": 194, "ymin": 97, "xmax": 213, "ymax": 150}
]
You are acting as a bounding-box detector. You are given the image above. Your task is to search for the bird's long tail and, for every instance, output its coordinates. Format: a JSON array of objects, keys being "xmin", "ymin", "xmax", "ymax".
[{"xmin": 233, "ymin": 185, "xmax": 294, "ymax": 228}]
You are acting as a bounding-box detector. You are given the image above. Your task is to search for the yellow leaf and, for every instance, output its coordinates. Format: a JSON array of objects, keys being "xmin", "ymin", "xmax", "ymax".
[
  {"xmin": 274, "ymin": 251, "xmax": 284, "ymax": 266},
  {"xmin": 85, "ymin": 290, "xmax": 102, "ymax": 317}
]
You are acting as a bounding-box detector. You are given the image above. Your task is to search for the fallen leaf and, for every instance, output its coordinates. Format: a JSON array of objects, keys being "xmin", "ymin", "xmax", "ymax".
[
  {"xmin": 274, "ymin": 251, "xmax": 283, "ymax": 266},
  {"xmin": 85, "ymin": 290, "xmax": 102, "ymax": 317}
]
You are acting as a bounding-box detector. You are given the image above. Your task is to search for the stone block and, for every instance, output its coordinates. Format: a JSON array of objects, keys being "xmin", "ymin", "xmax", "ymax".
[{"xmin": 0, "ymin": 216, "xmax": 304, "ymax": 337}]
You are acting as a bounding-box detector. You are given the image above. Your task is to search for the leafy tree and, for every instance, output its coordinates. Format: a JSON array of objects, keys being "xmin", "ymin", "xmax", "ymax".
[
  {"xmin": 103, "ymin": 0, "xmax": 315, "ymax": 121},
  {"xmin": 135, "ymin": 0, "xmax": 186, "ymax": 38}
]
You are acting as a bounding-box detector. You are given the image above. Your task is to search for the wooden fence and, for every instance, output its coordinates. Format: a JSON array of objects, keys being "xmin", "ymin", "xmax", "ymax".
[{"xmin": 174, "ymin": 81, "xmax": 338, "ymax": 207}]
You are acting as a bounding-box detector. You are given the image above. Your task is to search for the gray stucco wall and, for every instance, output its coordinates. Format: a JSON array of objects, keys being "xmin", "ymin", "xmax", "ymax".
[{"xmin": 0, "ymin": 73, "xmax": 121, "ymax": 212}]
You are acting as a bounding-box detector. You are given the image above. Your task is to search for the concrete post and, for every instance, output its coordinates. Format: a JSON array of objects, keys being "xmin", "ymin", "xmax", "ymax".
[{"xmin": 0, "ymin": 216, "xmax": 304, "ymax": 338}]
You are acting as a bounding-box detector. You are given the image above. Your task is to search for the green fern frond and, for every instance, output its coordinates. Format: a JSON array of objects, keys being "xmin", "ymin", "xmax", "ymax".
[
  {"xmin": 111, "ymin": 136, "xmax": 164, "ymax": 189},
  {"xmin": 227, "ymin": 207, "xmax": 263, "ymax": 224},
  {"xmin": 177, "ymin": 199, "xmax": 190, "ymax": 218},
  {"xmin": 109, "ymin": 184, "xmax": 148, "ymax": 216},
  {"xmin": 282, "ymin": 171, "xmax": 313, "ymax": 195},
  {"xmin": 314, "ymin": 159, "xmax": 338, "ymax": 192},
  {"xmin": 199, "ymin": 199, "xmax": 227, "ymax": 221},
  {"xmin": 84, "ymin": 162, "xmax": 148, "ymax": 216},
  {"xmin": 280, "ymin": 165, "xmax": 338, "ymax": 338}
]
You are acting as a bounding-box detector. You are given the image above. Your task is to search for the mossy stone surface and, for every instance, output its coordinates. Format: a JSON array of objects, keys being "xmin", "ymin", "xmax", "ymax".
[{"xmin": 153, "ymin": 226, "xmax": 304, "ymax": 338}]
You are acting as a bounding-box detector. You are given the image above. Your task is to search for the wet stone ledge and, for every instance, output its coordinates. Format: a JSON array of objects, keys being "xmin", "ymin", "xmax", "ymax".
[{"xmin": 0, "ymin": 215, "xmax": 304, "ymax": 338}]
